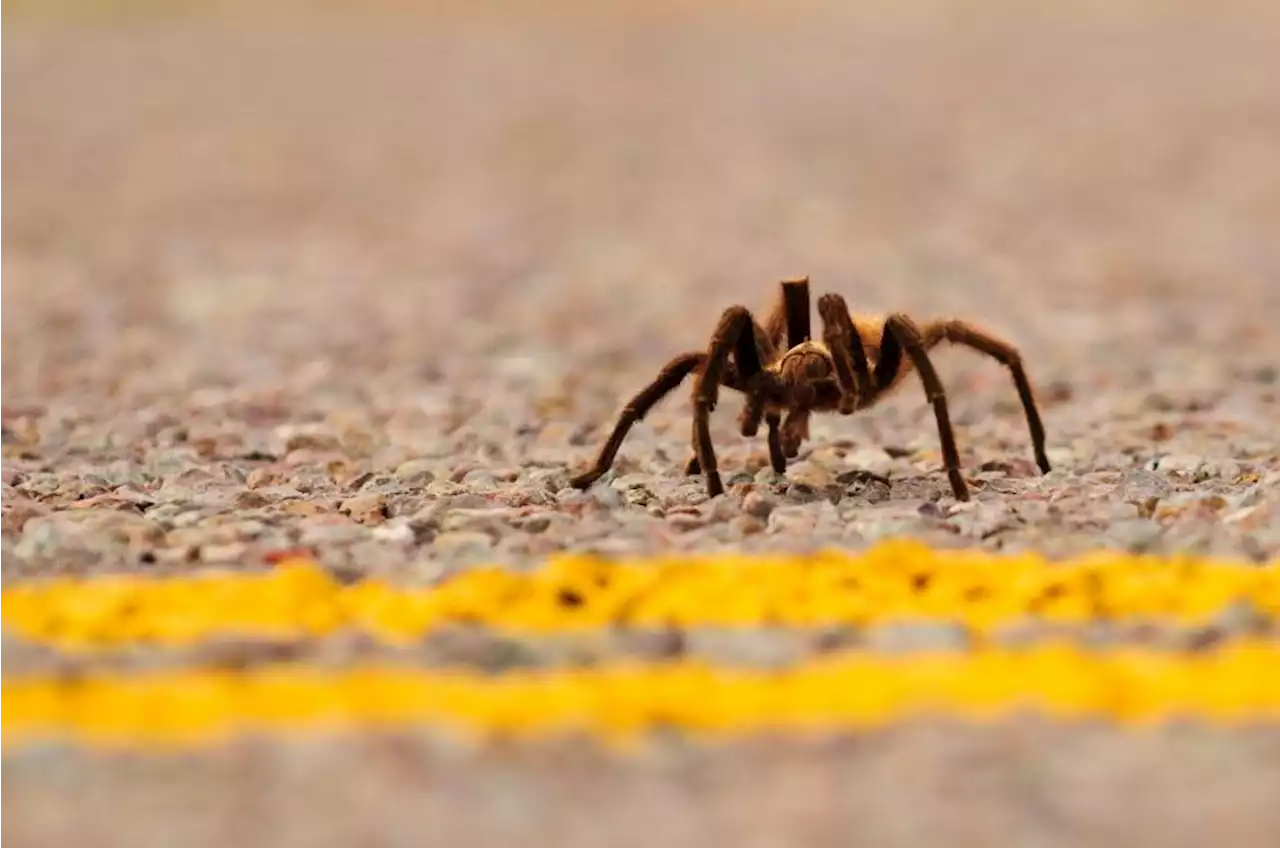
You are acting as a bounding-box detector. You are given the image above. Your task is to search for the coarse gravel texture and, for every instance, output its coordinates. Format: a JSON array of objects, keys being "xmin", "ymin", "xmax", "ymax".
[
  {"xmin": 4, "ymin": 2, "xmax": 1280, "ymax": 846},
  {"xmin": 6, "ymin": 3, "xmax": 1280, "ymax": 584}
]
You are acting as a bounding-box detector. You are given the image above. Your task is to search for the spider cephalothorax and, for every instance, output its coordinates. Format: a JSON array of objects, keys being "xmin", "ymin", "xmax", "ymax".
[{"xmin": 570, "ymin": 277, "xmax": 1051, "ymax": 500}]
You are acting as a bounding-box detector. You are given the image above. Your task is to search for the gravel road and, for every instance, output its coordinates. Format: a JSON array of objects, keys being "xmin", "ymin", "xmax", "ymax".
[{"xmin": 4, "ymin": 3, "xmax": 1280, "ymax": 845}]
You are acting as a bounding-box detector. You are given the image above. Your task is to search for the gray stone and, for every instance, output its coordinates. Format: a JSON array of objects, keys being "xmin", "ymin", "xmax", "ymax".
[
  {"xmin": 515, "ymin": 514, "xmax": 553, "ymax": 534},
  {"xmin": 766, "ymin": 506, "xmax": 818, "ymax": 536},
  {"xmin": 462, "ymin": 469, "xmax": 500, "ymax": 489},
  {"xmin": 431, "ymin": 531, "xmax": 496, "ymax": 560},
  {"xmin": 1153, "ymin": 454, "xmax": 1203, "ymax": 476},
  {"xmin": 754, "ymin": 468, "xmax": 787, "ymax": 486},
  {"xmin": 742, "ymin": 491, "xmax": 776, "ymax": 519},
  {"xmin": 393, "ymin": 459, "xmax": 436, "ymax": 486},
  {"xmin": 299, "ymin": 521, "xmax": 369, "ymax": 547},
  {"xmin": 371, "ymin": 520, "xmax": 416, "ymax": 545},
  {"xmin": 667, "ymin": 511, "xmax": 705, "ymax": 531},
  {"xmin": 844, "ymin": 447, "xmax": 895, "ymax": 475},
  {"xmin": 589, "ymin": 485, "xmax": 626, "ymax": 509}
]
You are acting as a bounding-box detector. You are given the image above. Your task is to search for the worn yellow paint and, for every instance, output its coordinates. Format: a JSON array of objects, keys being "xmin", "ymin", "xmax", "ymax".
[
  {"xmin": 5, "ymin": 641, "xmax": 1279, "ymax": 752},
  {"xmin": 3, "ymin": 541, "xmax": 1277, "ymax": 652}
]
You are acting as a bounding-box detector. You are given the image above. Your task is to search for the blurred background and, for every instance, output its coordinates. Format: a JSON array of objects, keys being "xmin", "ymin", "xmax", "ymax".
[
  {"xmin": 7, "ymin": 0, "xmax": 1279, "ymax": 395},
  {"xmin": 6, "ymin": 3, "xmax": 1280, "ymax": 846}
]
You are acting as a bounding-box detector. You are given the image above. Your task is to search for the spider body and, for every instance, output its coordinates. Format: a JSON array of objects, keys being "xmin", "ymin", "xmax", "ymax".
[
  {"xmin": 570, "ymin": 278, "xmax": 1051, "ymax": 500},
  {"xmin": 770, "ymin": 340, "xmax": 840, "ymax": 410}
]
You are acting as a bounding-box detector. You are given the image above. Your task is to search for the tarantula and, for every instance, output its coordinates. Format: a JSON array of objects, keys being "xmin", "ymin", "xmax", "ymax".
[{"xmin": 569, "ymin": 277, "xmax": 1051, "ymax": 500}]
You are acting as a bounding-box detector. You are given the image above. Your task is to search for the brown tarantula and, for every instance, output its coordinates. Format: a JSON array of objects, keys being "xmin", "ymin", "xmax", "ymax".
[{"xmin": 569, "ymin": 277, "xmax": 1051, "ymax": 500}]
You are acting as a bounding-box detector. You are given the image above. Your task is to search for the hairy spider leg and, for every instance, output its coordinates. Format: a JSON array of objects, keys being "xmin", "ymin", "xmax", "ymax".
[
  {"xmin": 920, "ymin": 320, "xmax": 1051, "ymax": 473},
  {"xmin": 568, "ymin": 352, "xmax": 707, "ymax": 490},
  {"xmin": 765, "ymin": 412, "xmax": 787, "ymax": 473},
  {"xmin": 878, "ymin": 314, "xmax": 971, "ymax": 501},
  {"xmin": 782, "ymin": 277, "xmax": 812, "ymax": 348},
  {"xmin": 761, "ymin": 277, "xmax": 812, "ymax": 352},
  {"xmin": 692, "ymin": 305, "xmax": 770, "ymax": 497},
  {"xmin": 817, "ymin": 293, "xmax": 872, "ymax": 414}
]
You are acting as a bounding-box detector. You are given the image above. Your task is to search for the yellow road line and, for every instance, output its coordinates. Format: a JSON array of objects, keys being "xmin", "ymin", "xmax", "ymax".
[
  {"xmin": 5, "ymin": 642, "xmax": 1280, "ymax": 751},
  {"xmin": 3, "ymin": 541, "xmax": 1277, "ymax": 652}
]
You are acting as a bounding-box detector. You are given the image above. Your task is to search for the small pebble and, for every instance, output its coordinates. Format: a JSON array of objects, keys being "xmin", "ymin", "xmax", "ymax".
[
  {"xmin": 667, "ymin": 512, "xmax": 705, "ymax": 531},
  {"xmin": 461, "ymin": 469, "xmax": 500, "ymax": 489},
  {"xmin": 754, "ymin": 468, "xmax": 786, "ymax": 486},
  {"xmin": 339, "ymin": 494, "xmax": 389, "ymax": 525},
  {"xmin": 515, "ymin": 514, "xmax": 553, "ymax": 534},
  {"xmin": 1153, "ymin": 454, "xmax": 1203, "ymax": 476},
  {"xmin": 732, "ymin": 515, "xmax": 767, "ymax": 535},
  {"xmin": 589, "ymin": 486, "xmax": 626, "ymax": 509},
  {"xmin": 431, "ymin": 531, "xmax": 495, "ymax": 559},
  {"xmin": 389, "ymin": 461, "xmax": 435, "ymax": 489},
  {"xmin": 198, "ymin": 543, "xmax": 251, "ymax": 563},
  {"xmin": 245, "ymin": 468, "xmax": 275, "ymax": 489},
  {"xmin": 742, "ymin": 491, "xmax": 776, "ymax": 519},
  {"xmin": 766, "ymin": 506, "xmax": 818, "ymax": 536},
  {"xmin": 299, "ymin": 519, "xmax": 369, "ymax": 547},
  {"xmin": 844, "ymin": 448, "xmax": 894, "ymax": 475},
  {"xmin": 371, "ymin": 521, "xmax": 416, "ymax": 545}
]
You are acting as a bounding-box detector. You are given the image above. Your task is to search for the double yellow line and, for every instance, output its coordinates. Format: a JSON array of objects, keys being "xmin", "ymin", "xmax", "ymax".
[{"xmin": 5, "ymin": 542, "xmax": 1278, "ymax": 751}]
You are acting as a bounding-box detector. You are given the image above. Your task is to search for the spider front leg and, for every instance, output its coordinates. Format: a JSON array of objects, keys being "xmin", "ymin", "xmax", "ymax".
[
  {"xmin": 569, "ymin": 351, "xmax": 706, "ymax": 490},
  {"xmin": 765, "ymin": 412, "xmax": 787, "ymax": 473},
  {"xmin": 690, "ymin": 407, "xmax": 785, "ymax": 476},
  {"xmin": 692, "ymin": 305, "xmax": 768, "ymax": 497},
  {"xmin": 882, "ymin": 313, "xmax": 971, "ymax": 501}
]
